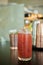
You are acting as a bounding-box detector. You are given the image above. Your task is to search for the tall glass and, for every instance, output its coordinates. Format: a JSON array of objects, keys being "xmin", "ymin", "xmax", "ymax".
[{"xmin": 18, "ymin": 30, "xmax": 32, "ymax": 61}]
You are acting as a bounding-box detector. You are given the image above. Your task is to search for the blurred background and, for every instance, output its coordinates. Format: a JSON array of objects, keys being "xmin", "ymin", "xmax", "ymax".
[
  {"xmin": 0, "ymin": 0, "xmax": 43, "ymax": 47},
  {"xmin": 0, "ymin": 0, "xmax": 43, "ymax": 65}
]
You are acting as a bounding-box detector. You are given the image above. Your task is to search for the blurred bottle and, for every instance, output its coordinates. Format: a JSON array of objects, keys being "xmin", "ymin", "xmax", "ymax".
[
  {"xmin": 24, "ymin": 19, "xmax": 32, "ymax": 32},
  {"xmin": 36, "ymin": 19, "xmax": 43, "ymax": 49},
  {"xmin": 32, "ymin": 20, "xmax": 40, "ymax": 48},
  {"xmin": 24, "ymin": 13, "xmax": 32, "ymax": 32}
]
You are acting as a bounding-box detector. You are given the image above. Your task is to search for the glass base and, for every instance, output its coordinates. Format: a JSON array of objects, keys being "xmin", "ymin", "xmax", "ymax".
[
  {"xmin": 10, "ymin": 47, "xmax": 18, "ymax": 49},
  {"xmin": 18, "ymin": 57, "xmax": 32, "ymax": 61}
]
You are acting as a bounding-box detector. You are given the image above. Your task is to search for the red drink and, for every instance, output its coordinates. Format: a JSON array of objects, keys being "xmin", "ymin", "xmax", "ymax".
[{"xmin": 18, "ymin": 30, "xmax": 32, "ymax": 61}]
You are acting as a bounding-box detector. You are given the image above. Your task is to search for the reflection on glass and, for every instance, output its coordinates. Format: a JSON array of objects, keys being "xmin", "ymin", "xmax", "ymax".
[
  {"xmin": 36, "ymin": 51, "xmax": 43, "ymax": 64},
  {"xmin": 10, "ymin": 49, "xmax": 18, "ymax": 65},
  {"xmin": 18, "ymin": 60, "xmax": 32, "ymax": 65}
]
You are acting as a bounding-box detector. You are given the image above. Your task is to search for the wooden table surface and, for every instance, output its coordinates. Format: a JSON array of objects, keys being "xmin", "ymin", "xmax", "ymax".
[{"xmin": 0, "ymin": 41, "xmax": 43, "ymax": 65}]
